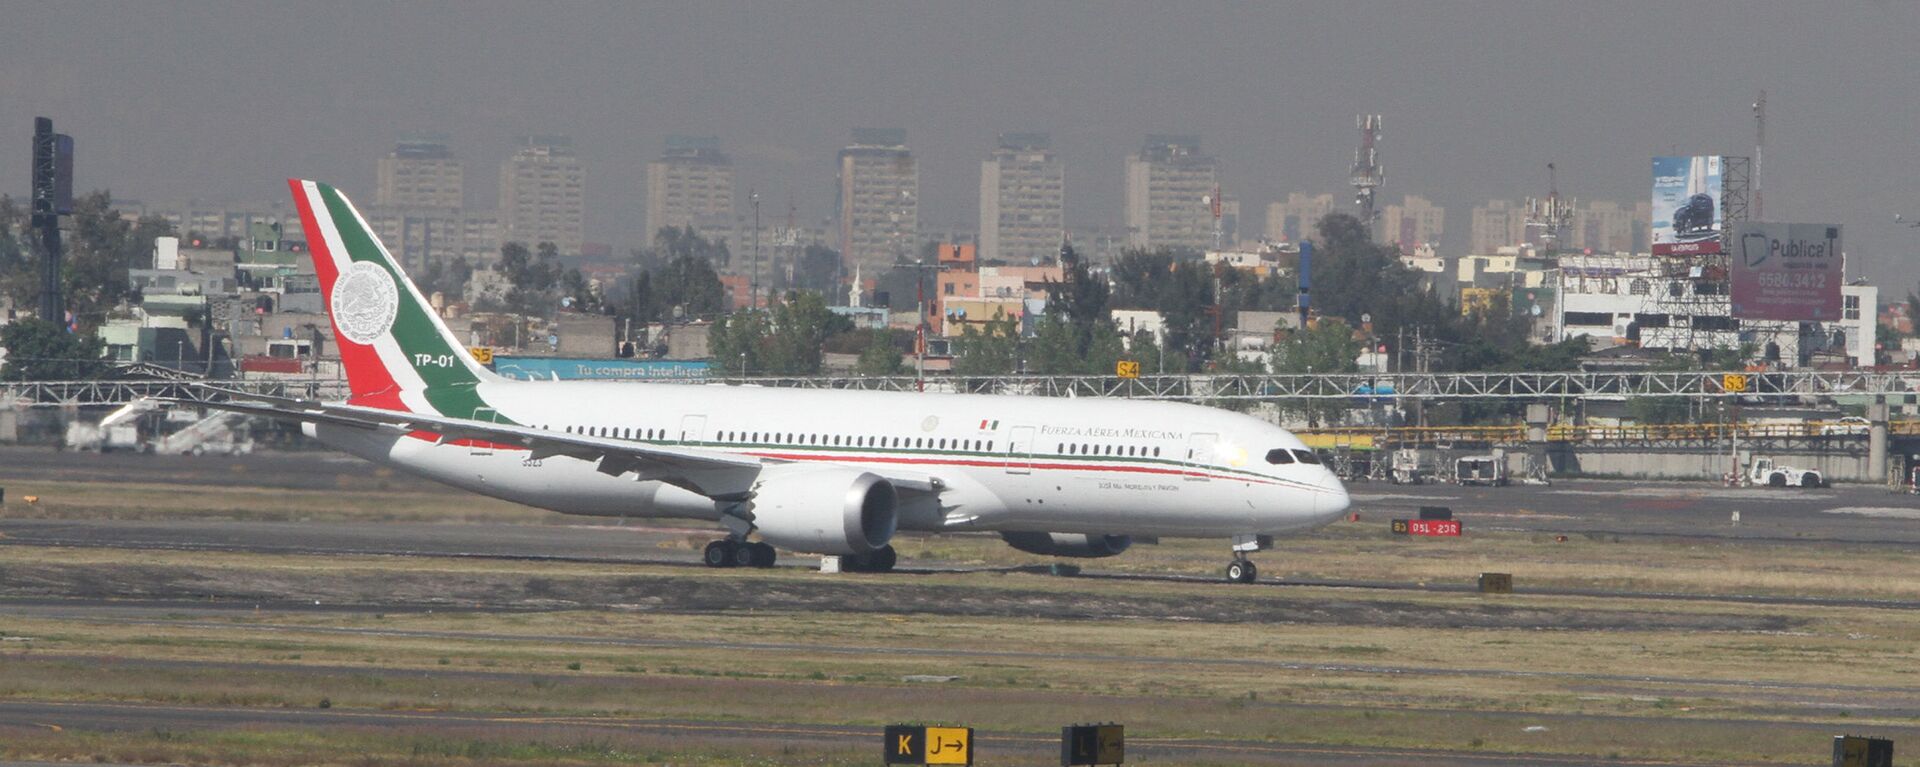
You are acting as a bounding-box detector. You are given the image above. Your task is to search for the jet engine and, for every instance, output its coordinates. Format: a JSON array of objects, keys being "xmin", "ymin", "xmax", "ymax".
[
  {"xmin": 748, "ymin": 466, "xmax": 897, "ymax": 556},
  {"xmin": 999, "ymin": 531, "xmax": 1132, "ymax": 558}
]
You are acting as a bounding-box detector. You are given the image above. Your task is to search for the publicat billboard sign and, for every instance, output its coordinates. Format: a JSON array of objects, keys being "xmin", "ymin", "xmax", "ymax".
[
  {"xmin": 1650, "ymin": 156, "xmax": 1723, "ymax": 255},
  {"xmin": 1730, "ymin": 223, "xmax": 1843, "ymax": 321}
]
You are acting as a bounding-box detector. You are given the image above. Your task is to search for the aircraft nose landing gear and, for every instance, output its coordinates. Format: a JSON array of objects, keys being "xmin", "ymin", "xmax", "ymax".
[
  {"xmin": 1223, "ymin": 534, "xmax": 1272, "ymax": 583},
  {"xmin": 1226, "ymin": 557, "xmax": 1257, "ymax": 583}
]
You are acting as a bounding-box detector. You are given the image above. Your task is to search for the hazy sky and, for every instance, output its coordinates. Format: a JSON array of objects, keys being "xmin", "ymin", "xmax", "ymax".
[{"xmin": 4, "ymin": 1, "xmax": 1919, "ymax": 289}]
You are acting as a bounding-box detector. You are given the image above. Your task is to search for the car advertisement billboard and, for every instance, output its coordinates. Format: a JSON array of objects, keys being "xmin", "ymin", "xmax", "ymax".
[
  {"xmin": 1650, "ymin": 156, "xmax": 1723, "ymax": 255},
  {"xmin": 1730, "ymin": 223, "xmax": 1843, "ymax": 321}
]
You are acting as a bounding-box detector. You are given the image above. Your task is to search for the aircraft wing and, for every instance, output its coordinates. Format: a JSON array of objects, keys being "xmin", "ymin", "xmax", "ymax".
[
  {"xmin": 169, "ymin": 393, "xmax": 944, "ymax": 502},
  {"xmin": 175, "ymin": 394, "xmax": 769, "ymax": 499}
]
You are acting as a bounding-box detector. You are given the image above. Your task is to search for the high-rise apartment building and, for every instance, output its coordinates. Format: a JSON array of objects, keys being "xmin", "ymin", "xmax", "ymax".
[
  {"xmin": 500, "ymin": 135, "xmax": 584, "ymax": 256},
  {"xmin": 1570, "ymin": 200, "xmax": 1641, "ymax": 254},
  {"xmin": 1378, "ymin": 195, "xmax": 1445, "ymax": 252},
  {"xmin": 375, "ymin": 132, "xmax": 464, "ymax": 209},
  {"xmin": 1264, "ymin": 193, "xmax": 1334, "ymax": 244},
  {"xmin": 1470, "ymin": 200, "xmax": 1527, "ymax": 254},
  {"xmin": 978, "ymin": 132, "xmax": 1065, "ymax": 264},
  {"xmin": 363, "ymin": 207, "xmax": 503, "ymax": 272},
  {"xmin": 1124, "ymin": 135, "xmax": 1219, "ymax": 251},
  {"xmin": 836, "ymin": 128, "xmax": 917, "ymax": 274},
  {"xmin": 645, "ymin": 135, "xmax": 734, "ymax": 241}
]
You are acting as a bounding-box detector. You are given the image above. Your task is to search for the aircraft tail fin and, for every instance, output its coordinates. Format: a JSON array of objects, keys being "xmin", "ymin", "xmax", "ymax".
[{"xmin": 288, "ymin": 179, "xmax": 502, "ymax": 415}]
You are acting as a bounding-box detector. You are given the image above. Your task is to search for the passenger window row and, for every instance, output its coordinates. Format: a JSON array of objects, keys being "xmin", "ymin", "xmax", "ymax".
[
  {"xmin": 555, "ymin": 424, "xmax": 993, "ymax": 453},
  {"xmin": 1056, "ymin": 443, "xmax": 1163, "ymax": 458}
]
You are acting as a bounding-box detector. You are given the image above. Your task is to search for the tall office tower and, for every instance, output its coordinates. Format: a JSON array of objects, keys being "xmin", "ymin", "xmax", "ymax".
[
  {"xmin": 376, "ymin": 132, "xmax": 464, "ymax": 209},
  {"xmin": 645, "ymin": 135, "xmax": 735, "ymax": 240},
  {"xmin": 1263, "ymin": 192, "xmax": 1334, "ymax": 244},
  {"xmin": 978, "ymin": 132, "xmax": 1065, "ymax": 264},
  {"xmin": 1123, "ymin": 135, "xmax": 1219, "ymax": 251},
  {"xmin": 1470, "ymin": 199, "xmax": 1528, "ymax": 254},
  {"xmin": 836, "ymin": 128, "xmax": 918, "ymax": 274},
  {"xmin": 1377, "ymin": 195, "xmax": 1445, "ymax": 252},
  {"xmin": 499, "ymin": 135, "xmax": 585, "ymax": 255},
  {"xmin": 1571, "ymin": 200, "xmax": 1638, "ymax": 254}
]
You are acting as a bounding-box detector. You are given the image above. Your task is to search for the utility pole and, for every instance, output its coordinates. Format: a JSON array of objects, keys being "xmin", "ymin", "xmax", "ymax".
[
  {"xmin": 750, "ymin": 188, "xmax": 761, "ymax": 309},
  {"xmin": 899, "ymin": 257, "xmax": 946, "ymax": 392}
]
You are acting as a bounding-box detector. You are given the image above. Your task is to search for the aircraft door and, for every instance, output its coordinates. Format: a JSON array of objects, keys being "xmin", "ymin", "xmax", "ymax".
[
  {"xmin": 1184, "ymin": 432, "xmax": 1219, "ymax": 481},
  {"xmin": 679, "ymin": 414, "xmax": 707, "ymax": 446},
  {"xmin": 470, "ymin": 407, "xmax": 499, "ymax": 455},
  {"xmin": 1006, "ymin": 426, "xmax": 1035, "ymax": 474}
]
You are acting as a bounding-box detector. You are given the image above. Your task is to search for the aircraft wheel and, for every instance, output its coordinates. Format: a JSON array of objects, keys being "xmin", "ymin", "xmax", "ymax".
[
  {"xmin": 731, "ymin": 542, "xmax": 759, "ymax": 568},
  {"xmin": 867, "ymin": 542, "xmax": 902, "ymax": 572},
  {"xmin": 748, "ymin": 542, "xmax": 777, "ymax": 568},
  {"xmin": 703, "ymin": 540, "xmax": 736, "ymax": 568},
  {"xmin": 1226, "ymin": 559, "xmax": 1257, "ymax": 583}
]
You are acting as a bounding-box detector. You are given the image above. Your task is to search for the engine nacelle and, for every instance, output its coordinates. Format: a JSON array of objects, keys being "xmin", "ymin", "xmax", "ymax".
[
  {"xmin": 749, "ymin": 466, "xmax": 897, "ymax": 555},
  {"xmin": 1000, "ymin": 531, "xmax": 1132, "ymax": 559}
]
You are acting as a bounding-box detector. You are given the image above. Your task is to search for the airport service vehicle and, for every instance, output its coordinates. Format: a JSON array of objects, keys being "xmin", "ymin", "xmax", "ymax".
[
  {"xmin": 1454, "ymin": 455, "xmax": 1507, "ymax": 487},
  {"xmin": 1390, "ymin": 448, "xmax": 1434, "ymax": 485},
  {"xmin": 1748, "ymin": 457, "xmax": 1825, "ymax": 488},
  {"xmin": 194, "ymin": 181, "xmax": 1349, "ymax": 583}
]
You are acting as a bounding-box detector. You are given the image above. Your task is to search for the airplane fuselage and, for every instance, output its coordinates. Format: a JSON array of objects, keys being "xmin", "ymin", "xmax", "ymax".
[{"xmin": 315, "ymin": 379, "xmax": 1350, "ymax": 539}]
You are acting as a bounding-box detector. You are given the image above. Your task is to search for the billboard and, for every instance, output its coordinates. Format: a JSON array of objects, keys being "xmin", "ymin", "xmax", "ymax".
[
  {"xmin": 1650, "ymin": 156, "xmax": 1723, "ymax": 255},
  {"xmin": 490, "ymin": 356, "xmax": 711, "ymax": 382},
  {"xmin": 1730, "ymin": 223, "xmax": 1844, "ymax": 321}
]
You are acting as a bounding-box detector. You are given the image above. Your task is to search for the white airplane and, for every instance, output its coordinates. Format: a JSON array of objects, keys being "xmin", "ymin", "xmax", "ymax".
[{"xmin": 207, "ymin": 180, "xmax": 1349, "ymax": 583}]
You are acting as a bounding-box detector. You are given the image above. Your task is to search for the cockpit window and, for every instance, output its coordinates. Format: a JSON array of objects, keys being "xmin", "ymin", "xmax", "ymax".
[
  {"xmin": 1291, "ymin": 449, "xmax": 1322, "ymax": 465},
  {"xmin": 1264, "ymin": 448, "xmax": 1295, "ymax": 465}
]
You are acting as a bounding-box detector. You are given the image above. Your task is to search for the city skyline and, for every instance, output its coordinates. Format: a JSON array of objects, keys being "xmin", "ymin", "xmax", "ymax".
[{"xmin": 3, "ymin": 3, "xmax": 1918, "ymax": 287}]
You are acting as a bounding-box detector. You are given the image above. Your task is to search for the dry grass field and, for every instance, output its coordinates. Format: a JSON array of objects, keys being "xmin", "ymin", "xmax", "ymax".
[{"xmin": 2, "ymin": 456, "xmax": 1918, "ymax": 765}]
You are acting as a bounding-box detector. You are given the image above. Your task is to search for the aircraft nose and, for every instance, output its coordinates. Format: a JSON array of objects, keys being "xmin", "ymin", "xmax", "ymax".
[{"xmin": 1315, "ymin": 476, "xmax": 1351, "ymax": 520}]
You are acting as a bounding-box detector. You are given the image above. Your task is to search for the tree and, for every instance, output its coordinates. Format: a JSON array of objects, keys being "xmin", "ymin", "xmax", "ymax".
[
  {"xmin": 561, "ymin": 267, "xmax": 603, "ymax": 313},
  {"xmin": 855, "ymin": 329, "xmax": 907, "ymax": 376},
  {"xmin": 648, "ymin": 253, "xmax": 725, "ymax": 320},
  {"xmin": 1024, "ymin": 315, "xmax": 1084, "ymax": 374},
  {"xmin": 1270, "ymin": 317, "xmax": 1362, "ymax": 426},
  {"xmin": 706, "ymin": 309, "xmax": 769, "ymax": 376},
  {"xmin": 639, "ymin": 225, "xmax": 731, "ymax": 270},
  {"xmin": 759, "ymin": 291, "xmax": 843, "ymax": 375},
  {"xmin": 0, "ymin": 317, "xmax": 107, "ymax": 380},
  {"xmin": 1042, "ymin": 241, "xmax": 1112, "ymax": 358},
  {"xmin": 1108, "ymin": 248, "xmax": 1176, "ymax": 310},
  {"xmin": 792, "ymin": 244, "xmax": 844, "ymax": 298},
  {"xmin": 420, "ymin": 256, "xmax": 474, "ymax": 303},
  {"xmin": 495, "ymin": 241, "xmax": 563, "ymax": 316},
  {"xmin": 951, "ymin": 311, "xmax": 1020, "ymax": 376}
]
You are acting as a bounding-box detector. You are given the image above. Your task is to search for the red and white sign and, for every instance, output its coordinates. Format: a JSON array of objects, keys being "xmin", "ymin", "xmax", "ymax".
[
  {"xmin": 1731, "ymin": 223, "xmax": 1844, "ymax": 322},
  {"xmin": 1407, "ymin": 519, "xmax": 1462, "ymax": 537}
]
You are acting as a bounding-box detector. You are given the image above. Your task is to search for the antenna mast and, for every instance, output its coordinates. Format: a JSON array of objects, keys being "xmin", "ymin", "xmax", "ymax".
[
  {"xmin": 1752, "ymin": 90, "xmax": 1765, "ymax": 221},
  {"xmin": 1350, "ymin": 115, "xmax": 1384, "ymax": 239}
]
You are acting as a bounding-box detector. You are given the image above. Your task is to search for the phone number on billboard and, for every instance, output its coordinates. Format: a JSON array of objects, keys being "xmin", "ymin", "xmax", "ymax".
[{"xmin": 1756, "ymin": 273, "xmax": 1826, "ymax": 289}]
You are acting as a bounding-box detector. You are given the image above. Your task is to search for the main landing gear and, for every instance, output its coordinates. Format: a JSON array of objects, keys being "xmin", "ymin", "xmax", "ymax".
[
  {"xmin": 1224, "ymin": 534, "xmax": 1273, "ymax": 584},
  {"xmin": 703, "ymin": 539, "xmax": 777, "ymax": 568},
  {"xmin": 841, "ymin": 545, "xmax": 897, "ymax": 573}
]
